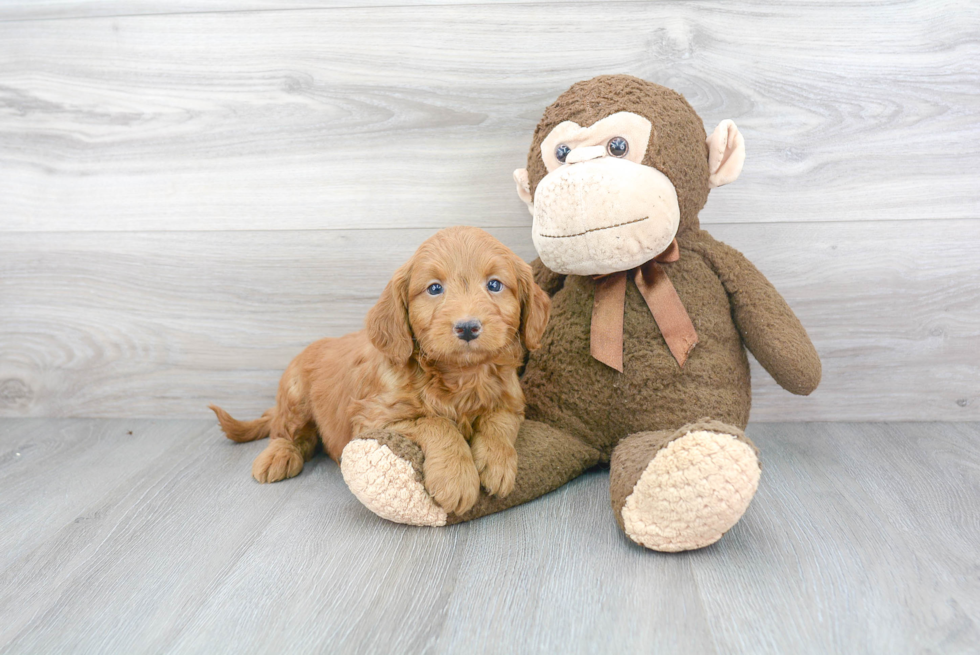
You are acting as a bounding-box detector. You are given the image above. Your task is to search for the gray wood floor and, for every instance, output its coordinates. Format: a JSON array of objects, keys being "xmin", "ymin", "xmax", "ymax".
[{"xmin": 1, "ymin": 420, "xmax": 977, "ymax": 654}]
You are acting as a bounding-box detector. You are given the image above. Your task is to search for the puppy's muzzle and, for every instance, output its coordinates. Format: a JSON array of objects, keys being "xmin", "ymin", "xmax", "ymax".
[{"xmin": 454, "ymin": 320, "xmax": 482, "ymax": 342}]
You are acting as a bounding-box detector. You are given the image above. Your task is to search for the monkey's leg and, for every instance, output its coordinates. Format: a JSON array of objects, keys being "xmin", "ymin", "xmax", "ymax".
[
  {"xmin": 340, "ymin": 420, "xmax": 601, "ymax": 527},
  {"xmin": 610, "ymin": 419, "xmax": 761, "ymax": 552}
]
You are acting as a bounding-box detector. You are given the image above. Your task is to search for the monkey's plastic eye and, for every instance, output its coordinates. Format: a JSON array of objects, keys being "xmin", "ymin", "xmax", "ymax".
[
  {"xmin": 427, "ymin": 283, "xmax": 443, "ymax": 296},
  {"xmin": 607, "ymin": 137, "xmax": 629, "ymax": 158},
  {"xmin": 555, "ymin": 144, "xmax": 571, "ymax": 163},
  {"xmin": 487, "ymin": 279, "xmax": 503, "ymax": 293}
]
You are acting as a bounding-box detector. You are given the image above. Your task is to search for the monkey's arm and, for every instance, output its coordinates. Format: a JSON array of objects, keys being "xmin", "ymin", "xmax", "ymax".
[
  {"xmin": 690, "ymin": 232, "xmax": 821, "ymax": 396},
  {"xmin": 531, "ymin": 258, "xmax": 567, "ymax": 297}
]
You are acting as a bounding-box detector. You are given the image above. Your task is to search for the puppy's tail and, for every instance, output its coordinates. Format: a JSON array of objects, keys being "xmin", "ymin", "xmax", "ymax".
[{"xmin": 209, "ymin": 404, "xmax": 273, "ymax": 443}]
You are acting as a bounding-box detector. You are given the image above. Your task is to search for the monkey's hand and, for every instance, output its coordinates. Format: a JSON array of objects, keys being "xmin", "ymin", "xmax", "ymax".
[{"xmin": 690, "ymin": 232, "xmax": 821, "ymax": 396}]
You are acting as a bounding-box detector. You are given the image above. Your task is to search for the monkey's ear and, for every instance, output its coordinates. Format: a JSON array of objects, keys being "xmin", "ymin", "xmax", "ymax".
[
  {"xmin": 706, "ymin": 120, "xmax": 746, "ymax": 189},
  {"xmin": 513, "ymin": 168, "xmax": 534, "ymax": 215},
  {"xmin": 365, "ymin": 262, "xmax": 414, "ymax": 364}
]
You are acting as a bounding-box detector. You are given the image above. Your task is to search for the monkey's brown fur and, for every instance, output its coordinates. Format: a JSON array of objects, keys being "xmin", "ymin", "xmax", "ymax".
[{"xmin": 347, "ymin": 76, "xmax": 821, "ymax": 547}]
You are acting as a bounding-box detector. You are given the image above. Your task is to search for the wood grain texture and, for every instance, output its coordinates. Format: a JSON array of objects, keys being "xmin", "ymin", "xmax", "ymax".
[
  {"xmin": 0, "ymin": 419, "xmax": 977, "ymax": 653},
  {"xmin": 0, "ymin": 0, "xmax": 605, "ymax": 22},
  {"xmin": 0, "ymin": 1, "xmax": 977, "ymax": 232},
  {"xmin": 0, "ymin": 418, "xmax": 192, "ymax": 571},
  {"xmin": 692, "ymin": 422, "xmax": 980, "ymax": 653},
  {"xmin": 1, "ymin": 0, "xmax": 978, "ymax": 422},
  {"xmin": 3, "ymin": 220, "xmax": 979, "ymax": 421}
]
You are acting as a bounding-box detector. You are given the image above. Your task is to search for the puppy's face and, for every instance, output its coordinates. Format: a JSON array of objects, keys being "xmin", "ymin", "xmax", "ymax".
[
  {"xmin": 408, "ymin": 236, "xmax": 522, "ymax": 364},
  {"xmin": 366, "ymin": 227, "xmax": 551, "ymax": 366}
]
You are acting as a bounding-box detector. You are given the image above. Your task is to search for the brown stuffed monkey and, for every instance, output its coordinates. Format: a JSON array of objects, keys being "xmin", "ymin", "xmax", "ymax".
[{"xmin": 340, "ymin": 75, "xmax": 821, "ymax": 552}]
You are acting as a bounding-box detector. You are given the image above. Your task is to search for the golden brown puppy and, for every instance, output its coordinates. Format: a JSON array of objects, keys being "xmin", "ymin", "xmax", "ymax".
[{"xmin": 210, "ymin": 226, "xmax": 551, "ymax": 515}]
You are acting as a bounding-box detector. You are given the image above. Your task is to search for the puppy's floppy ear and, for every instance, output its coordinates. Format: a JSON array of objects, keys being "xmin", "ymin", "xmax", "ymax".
[
  {"xmin": 366, "ymin": 261, "xmax": 414, "ymax": 364},
  {"xmin": 516, "ymin": 258, "xmax": 551, "ymax": 351}
]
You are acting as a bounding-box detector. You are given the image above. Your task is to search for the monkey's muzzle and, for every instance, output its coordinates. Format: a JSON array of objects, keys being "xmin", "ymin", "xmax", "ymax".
[{"xmin": 531, "ymin": 158, "xmax": 680, "ymax": 276}]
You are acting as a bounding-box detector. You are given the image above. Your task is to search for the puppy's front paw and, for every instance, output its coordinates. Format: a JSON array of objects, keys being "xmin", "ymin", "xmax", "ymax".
[
  {"xmin": 252, "ymin": 440, "xmax": 304, "ymax": 483},
  {"xmin": 422, "ymin": 449, "xmax": 481, "ymax": 515},
  {"xmin": 471, "ymin": 436, "xmax": 517, "ymax": 498}
]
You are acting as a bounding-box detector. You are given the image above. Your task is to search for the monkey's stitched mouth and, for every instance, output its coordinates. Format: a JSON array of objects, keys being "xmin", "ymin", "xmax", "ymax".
[{"xmin": 539, "ymin": 216, "xmax": 649, "ymax": 239}]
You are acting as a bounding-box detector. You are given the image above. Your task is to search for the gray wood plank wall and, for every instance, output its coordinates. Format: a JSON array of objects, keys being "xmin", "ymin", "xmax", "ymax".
[{"xmin": 1, "ymin": 0, "xmax": 978, "ymax": 420}]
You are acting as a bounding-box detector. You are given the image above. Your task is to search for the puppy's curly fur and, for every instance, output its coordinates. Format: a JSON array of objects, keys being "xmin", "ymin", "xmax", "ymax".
[{"xmin": 210, "ymin": 226, "xmax": 551, "ymax": 514}]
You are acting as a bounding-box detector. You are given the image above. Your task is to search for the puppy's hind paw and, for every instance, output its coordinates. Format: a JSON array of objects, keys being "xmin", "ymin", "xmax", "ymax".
[{"xmin": 252, "ymin": 440, "xmax": 305, "ymax": 483}]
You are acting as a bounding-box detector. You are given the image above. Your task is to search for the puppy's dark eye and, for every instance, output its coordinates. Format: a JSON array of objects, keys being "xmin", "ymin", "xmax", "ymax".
[
  {"xmin": 555, "ymin": 144, "xmax": 571, "ymax": 163},
  {"xmin": 607, "ymin": 137, "xmax": 629, "ymax": 158},
  {"xmin": 486, "ymin": 279, "xmax": 503, "ymax": 293},
  {"xmin": 427, "ymin": 283, "xmax": 443, "ymax": 296}
]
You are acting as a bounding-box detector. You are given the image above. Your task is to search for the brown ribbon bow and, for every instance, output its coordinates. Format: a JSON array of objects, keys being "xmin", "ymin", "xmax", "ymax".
[{"xmin": 590, "ymin": 239, "xmax": 698, "ymax": 372}]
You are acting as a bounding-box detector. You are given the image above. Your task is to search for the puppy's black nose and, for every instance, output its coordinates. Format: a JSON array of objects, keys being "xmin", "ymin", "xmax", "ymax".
[{"xmin": 454, "ymin": 320, "xmax": 482, "ymax": 342}]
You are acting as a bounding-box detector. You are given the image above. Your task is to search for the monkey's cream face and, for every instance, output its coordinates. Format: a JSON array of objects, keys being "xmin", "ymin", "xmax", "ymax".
[{"xmin": 517, "ymin": 112, "xmax": 680, "ymax": 276}]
